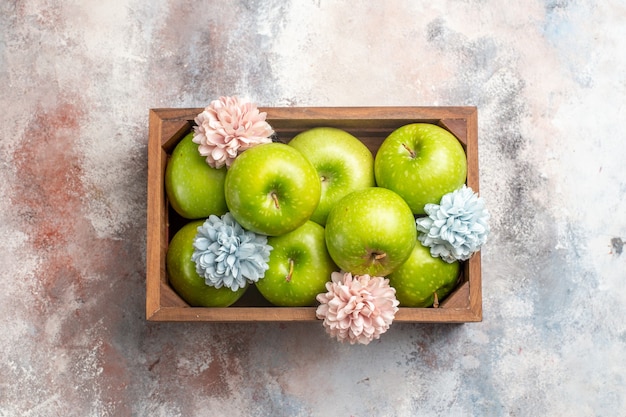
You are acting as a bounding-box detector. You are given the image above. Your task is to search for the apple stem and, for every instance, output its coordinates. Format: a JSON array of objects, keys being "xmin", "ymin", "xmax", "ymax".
[
  {"xmin": 402, "ymin": 143, "xmax": 416, "ymax": 159},
  {"xmin": 433, "ymin": 292, "xmax": 439, "ymax": 308},
  {"xmin": 271, "ymin": 192, "xmax": 280, "ymax": 209},
  {"xmin": 374, "ymin": 253, "xmax": 387, "ymax": 260},
  {"xmin": 285, "ymin": 258, "xmax": 294, "ymax": 282}
]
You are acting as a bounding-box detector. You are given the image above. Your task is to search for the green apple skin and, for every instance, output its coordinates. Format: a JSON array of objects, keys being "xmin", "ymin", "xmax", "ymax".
[
  {"xmin": 256, "ymin": 221, "xmax": 337, "ymax": 306},
  {"xmin": 288, "ymin": 127, "xmax": 375, "ymax": 226},
  {"xmin": 374, "ymin": 123, "xmax": 467, "ymax": 215},
  {"xmin": 387, "ymin": 240, "xmax": 461, "ymax": 307},
  {"xmin": 166, "ymin": 220, "xmax": 248, "ymax": 307},
  {"xmin": 225, "ymin": 143, "xmax": 321, "ymax": 236},
  {"xmin": 165, "ymin": 132, "xmax": 228, "ymax": 219},
  {"xmin": 325, "ymin": 187, "xmax": 416, "ymax": 277}
]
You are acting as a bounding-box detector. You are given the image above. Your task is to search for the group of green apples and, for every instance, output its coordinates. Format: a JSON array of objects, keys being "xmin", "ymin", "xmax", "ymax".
[{"xmin": 165, "ymin": 123, "xmax": 467, "ymax": 308}]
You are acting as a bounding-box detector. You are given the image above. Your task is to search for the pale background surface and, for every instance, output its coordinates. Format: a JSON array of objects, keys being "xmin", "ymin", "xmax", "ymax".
[{"xmin": 1, "ymin": 1, "xmax": 625, "ymax": 416}]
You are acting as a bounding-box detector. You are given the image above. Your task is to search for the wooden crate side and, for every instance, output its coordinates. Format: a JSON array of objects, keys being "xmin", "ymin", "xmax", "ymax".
[
  {"xmin": 146, "ymin": 110, "xmax": 166, "ymax": 319},
  {"xmin": 149, "ymin": 306, "xmax": 318, "ymax": 322},
  {"xmin": 465, "ymin": 108, "xmax": 482, "ymax": 321}
]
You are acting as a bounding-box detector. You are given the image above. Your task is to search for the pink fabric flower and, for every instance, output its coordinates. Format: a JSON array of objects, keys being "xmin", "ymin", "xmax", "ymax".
[
  {"xmin": 316, "ymin": 272, "xmax": 400, "ymax": 345},
  {"xmin": 192, "ymin": 96, "xmax": 274, "ymax": 168}
]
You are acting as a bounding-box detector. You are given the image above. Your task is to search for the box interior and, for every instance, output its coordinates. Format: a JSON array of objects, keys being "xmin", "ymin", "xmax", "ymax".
[{"xmin": 163, "ymin": 117, "xmax": 469, "ymax": 309}]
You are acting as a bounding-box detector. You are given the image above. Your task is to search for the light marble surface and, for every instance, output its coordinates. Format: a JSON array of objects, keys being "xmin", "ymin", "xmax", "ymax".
[{"xmin": 2, "ymin": 1, "xmax": 625, "ymax": 416}]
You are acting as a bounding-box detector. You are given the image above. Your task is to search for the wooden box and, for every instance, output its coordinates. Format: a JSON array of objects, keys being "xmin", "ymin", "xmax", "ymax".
[{"xmin": 147, "ymin": 107, "xmax": 482, "ymax": 322}]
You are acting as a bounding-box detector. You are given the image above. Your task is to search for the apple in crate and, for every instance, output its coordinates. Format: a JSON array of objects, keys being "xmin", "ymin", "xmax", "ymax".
[
  {"xmin": 374, "ymin": 123, "xmax": 467, "ymax": 215},
  {"xmin": 165, "ymin": 133, "xmax": 228, "ymax": 219},
  {"xmin": 387, "ymin": 240, "xmax": 460, "ymax": 307},
  {"xmin": 288, "ymin": 127, "xmax": 375, "ymax": 225},
  {"xmin": 166, "ymin": 220, "xmax": 248, "ymax": 307},
  {"xmin": 256, "ymin": 221, "xmax": 337, "ymax": 306},
  {"xmin": 325, "ymin": 187, "xmax": 416, "ymax": 277},
  {"xmin": 225, "ymin": 143, "xmax": 321, "ymax": 236}
]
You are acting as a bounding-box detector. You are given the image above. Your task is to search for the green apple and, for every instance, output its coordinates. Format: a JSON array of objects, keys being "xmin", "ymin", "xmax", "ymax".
[
  {"xmin": 165, "ymin": 132, "xmax": 228, "ymax": 219},
  {"xmin": 288, "ymin": 127, "xmax": 375, "ymax": 225},
  {"xmin": 225, "ymin": 142, "xmax": 321, "ymax": 236},
  {"xmin": 166, "ymin": 220, "xmax": 248, "ymax": 307},
  {"xmin": 325, "ymin": 187, "xmax": 416, "ymax": 277},
  {"xmin": 387, "ymin": 240, "xmax": 460, "ymax": 307},
  {"xmin": 256, "ymin": 221, "xmax": 337, "ymax": 306},
  {"xmin": 374, "ymin": 123, "xmax": 467, "ymax": 215}
]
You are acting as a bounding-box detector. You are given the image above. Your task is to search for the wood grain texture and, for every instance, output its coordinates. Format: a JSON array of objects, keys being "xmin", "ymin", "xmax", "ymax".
[{"xmin": 146, "ymin": 107, "xmax": 482, "ymax": 322}]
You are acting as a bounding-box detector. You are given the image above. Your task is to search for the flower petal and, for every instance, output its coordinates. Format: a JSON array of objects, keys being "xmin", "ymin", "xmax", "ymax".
[
  {"xmin": 193, "ymin": 96, "xmax": 274, "ymax": 168},
  {"xmin": 190, "ymin": 213, "xmax": 272, "ymax": 291}
]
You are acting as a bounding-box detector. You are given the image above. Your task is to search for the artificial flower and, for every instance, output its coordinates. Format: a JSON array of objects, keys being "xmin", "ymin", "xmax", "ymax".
[
  {"xmin": 191, "ymin": 212, "xmax": 272, "ymax": 291},
  {"xmin": 316, "ymin": 272, "xmax": 399, "ymax": 345},
  {"xmin": 193, "ymin": 96, "xmax": 274, "ymax": 168},
  {"xmin": 415, "ymin": 185, "xmax": 490, "ymax": 263}
]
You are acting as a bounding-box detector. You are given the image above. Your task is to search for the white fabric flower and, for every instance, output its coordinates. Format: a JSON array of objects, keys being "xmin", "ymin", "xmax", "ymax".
[
  {"xmin": 191, "ymin": 213, "xmax": 272, "ymax": 291},
  {"xmin": 415, "ymin": 185, "xmax": 490, "ymax": 263}
]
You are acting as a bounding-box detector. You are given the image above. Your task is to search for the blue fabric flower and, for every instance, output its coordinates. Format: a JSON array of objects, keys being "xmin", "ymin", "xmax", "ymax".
[
  {"xmin": 191, "ymin": 213, "xmax": 272, "ymax": 291},
  {"xmin": 415, "ymin": 185, "xmax": 490, "ymax": 263}
]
